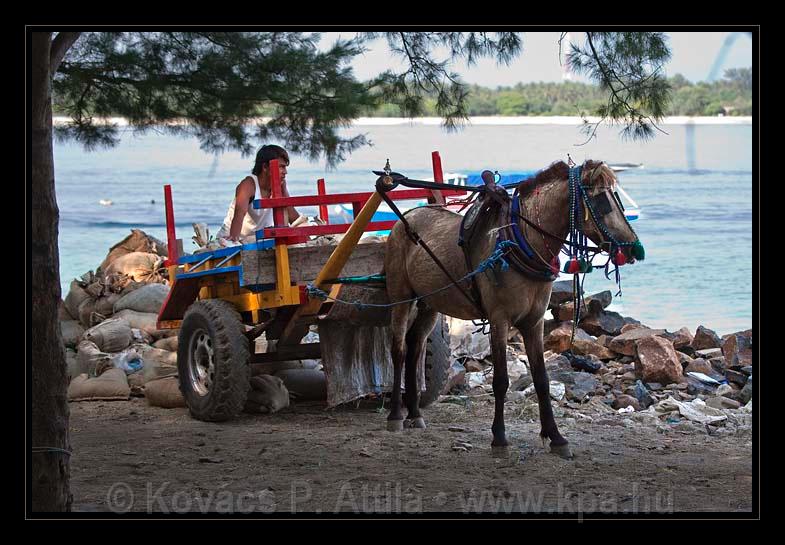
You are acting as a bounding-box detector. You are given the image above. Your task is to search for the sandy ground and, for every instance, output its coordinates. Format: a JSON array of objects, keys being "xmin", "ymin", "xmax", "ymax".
[{"xmin": 68, "ymin": 393, "xmax": 753, "ymax": 515}]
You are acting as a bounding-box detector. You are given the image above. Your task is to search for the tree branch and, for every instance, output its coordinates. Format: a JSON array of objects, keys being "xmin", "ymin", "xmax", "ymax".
[{"xmin": 50, "ymin": 32, "xmax": 81, "ymax": 76}]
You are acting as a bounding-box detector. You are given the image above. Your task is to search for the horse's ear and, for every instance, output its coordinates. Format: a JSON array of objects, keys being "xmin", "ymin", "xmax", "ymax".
[{"xmin": 585, "ymin": 162, "xmax": 614, "ymax": 187}]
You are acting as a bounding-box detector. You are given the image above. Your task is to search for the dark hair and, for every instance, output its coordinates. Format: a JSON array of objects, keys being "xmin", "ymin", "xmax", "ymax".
[{"xmin": 252, "ymin": 145, "xmax": 290, "ymax": 176}]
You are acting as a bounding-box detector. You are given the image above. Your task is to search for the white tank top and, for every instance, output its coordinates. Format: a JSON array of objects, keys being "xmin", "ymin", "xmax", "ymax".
[{"xmin": 216, "ymin": 174, "xmax": 273, "ymax": 243}]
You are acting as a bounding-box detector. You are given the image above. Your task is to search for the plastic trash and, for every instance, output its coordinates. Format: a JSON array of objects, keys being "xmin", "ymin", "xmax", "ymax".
[
  {"xmin": 686, "ymin": 371, "xmax": 726, "ymax": 385},
  {"xmin": 112, "ymin": 348, "xmax": 144, "ymax": 374},
  {"xmin": 617, "ymin": 406, "xmax": 635, "ymax": 414}
]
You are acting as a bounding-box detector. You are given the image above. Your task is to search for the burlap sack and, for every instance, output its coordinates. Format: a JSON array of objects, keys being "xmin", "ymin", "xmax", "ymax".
[
  {"xmin": 65, "ymin": 280, "xmax": 91, "ymax": 321},
  {"xmin": 84, "ymin": 318, "xmax": 133, "ymax": 353},
  {"xmin": 65, "ymin": 349, "xmax": 83, "ymax": 381},
  {"xmin": 113, "ymin": 283, "xmax": 170, "ymax": 314},
  {"xmin": 275, "ymin": 368, "xmax": 326, "ymax": 401},
  {"xmin": 60, "ymin": 320, "xmax": 85, "ymax": 349},
  {"xmin": 58, "ymin": 300, "xmax": 75, "ymax": 321},
  {"xmin": 114, "ymin": 309, "xmax": 160, "ymax": 336},
  {"xmin": 137, "ymin": 344, "xmax": 178, "ymax": 383},
  {"xmin": 104, "ymin": 252, "xmax": 166, "ymax": 284},
  {"xmin": 144, "ymin": 376, "xmax": 186, "ymax": 408},
  {"xmin": 68, "ymin": 368, "xmax": 130, "ymax": 401},
  {"xmin": 93, "ymin": 293, "xmax": 121, "ymax": 319},
  {"xmin": 76, "ymin": 340, "xmax": 112, "ymax": 377},
  {"xmin": 152, "ymin": 336, "xmax": 178, "ymax": 352},
  {"xmin": 100, "ymin": 229, "xmax": 169, "ymax": 272}
]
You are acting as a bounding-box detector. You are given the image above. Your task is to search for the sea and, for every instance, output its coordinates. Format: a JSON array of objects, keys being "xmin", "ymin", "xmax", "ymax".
[{"xmin": 53, "ymin": 119, "xmax": 753, "ymax": 336}]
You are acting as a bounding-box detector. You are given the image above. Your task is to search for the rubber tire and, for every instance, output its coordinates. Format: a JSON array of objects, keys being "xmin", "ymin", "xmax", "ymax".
[
  {"xmin": 419, "ymin": 314, "xmax": 451, "ymax": 408},
  {"xmin": 177, "ymin": 300, "xmax": 250, "ymax": 422}
]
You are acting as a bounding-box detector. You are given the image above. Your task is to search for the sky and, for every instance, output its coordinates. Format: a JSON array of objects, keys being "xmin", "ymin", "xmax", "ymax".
[{"xmin": 322, "ymin": 31, "xmax": 753, "ymax": 87}]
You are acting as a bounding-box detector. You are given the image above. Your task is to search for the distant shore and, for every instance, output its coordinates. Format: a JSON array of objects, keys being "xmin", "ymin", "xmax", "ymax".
[{"xmin": 53, "ymin": 115, "xmax": 752, "ymax": 127}]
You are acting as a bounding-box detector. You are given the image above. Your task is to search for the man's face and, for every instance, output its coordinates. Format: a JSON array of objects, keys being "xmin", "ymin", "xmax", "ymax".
[{"xmin": 261, "ymin": 160, "xmax": 288, "ymax": 188}]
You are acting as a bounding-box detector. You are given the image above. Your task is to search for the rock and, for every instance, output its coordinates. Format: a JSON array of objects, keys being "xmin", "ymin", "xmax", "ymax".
[
  {"xmin": 671, "ymin": 327, "xmax": 694, "ymax": 349},
  {"xmin": 544, "ymin": 324, "xmax": 594, "ymax": 354},
  {"xmin": 547, "ymin": 368, "xmax": 600, "ymax": 402},
  {"xmin": 545, "ymin": 354, "xmax": 572, "ymax": 371},
  {"xmin": 548, "ymin": 280, "xmax": 578, "ymax": 309},
  {"xmin": 709, "ymin": 357, "xmax": 727, "ymax": 373},
  {"xmin": 571, "ymin": 338, "xmax": 616, "ymax": 360},
  {"xmin": 443, "ymin": 361, "xmax": 467, "ymax": 394},
  {"xmin": 553, "ymin": 291, "xmax": 613, "ymax": 322},
  {"xmin": 621, "ymin": 323, "xmax": 644, "ymax": 334},
  {"xmin": 612, "ymin": 394, "xmax": 640, "ymax": 411},
  {"xmin": 684, "ymin": 358, "xmax": 715, "ymax": 376},
  {"xmin": 586, "ymin": 290, "xmax": 613, "ymax": 310},
  {"xmin": 646, "ymin": 382, "xmax": 663, "ymax": 391},
  {"xmin": 692, "ymin": 326, "xmax": 722, "ymax": 350},
  {"xmin": 706, "ymin": 396, "xmax": 741, "ymax": 410},
  {"xmin": 721, "ymin": 330, "xmax": 753, "ymax": 369},
  {"xmin": 741, "ymin": 366, "xmax": 752, "ymax": 376},
  {"xmin": 511, "ymin": 373, "xmax": 533, "ymax": 391},
  {"xmin": 677, "ymin": 351, "xmax": 694, "ymax": 366},
  {"xmin": 506, "ymin": 391, "xmax": 528, "ymax": 403},
  {"xmin": 695, "ymin": 348, "xmax": 723, "ymax": 360},
  {"xmin": 676, "ymin": 345, "xmax": 697, "ymax": 357},
  {"xmin": 561, "ymin": 351, "xmax": 602, "ymax": 373},
  {"xmin": 716, "ymin": 383, "xmax": 735, "ymax": 398},
  {"xmin": 739, "ymin": 377, "xmax": 752, "ymax": 405},
  {"xmin": 579, "ymin": 310, "xmax": 627, "ymax": 337},
  {"xmin": 609, "ymin": 328, "xmax": 668, "ymax": 357},
  {"xmin": 634, "ymin": 336, "xmax": 683, "ymax": 385},
  {"xmin": 633, "ymin": 380, "xmax": 654, "ymax": 409},
  {"xmin": 724, "ymin": 369, "xmax": 748, "ymax": 387}
]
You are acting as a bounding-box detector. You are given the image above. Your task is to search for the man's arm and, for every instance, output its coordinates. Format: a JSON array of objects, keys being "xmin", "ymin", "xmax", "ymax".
[{"xmin": 228, "ymin": 178, "xmax": 256, "ymax": 240}]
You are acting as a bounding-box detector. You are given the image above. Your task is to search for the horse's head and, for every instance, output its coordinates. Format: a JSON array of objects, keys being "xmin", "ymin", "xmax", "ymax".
[{"xmin": 576, "ymin": 161, "xmax": 644, "ymax": 264}]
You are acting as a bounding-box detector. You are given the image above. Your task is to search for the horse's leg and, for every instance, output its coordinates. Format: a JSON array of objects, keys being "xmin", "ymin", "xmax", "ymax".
[
  {"xmin": 387, "ymin": 303, "xmax": 410, "ymax": 432},
  {"xmin": 402, "ymin": 304, "xmax": 438, "ymax": 429},
  {"xmin": 490, "ymin": 317, "xmax": 511, "ymax": 448},
  {"xmin": 518, "ymin": 318, "xmax": 572, "ymax": 459}
]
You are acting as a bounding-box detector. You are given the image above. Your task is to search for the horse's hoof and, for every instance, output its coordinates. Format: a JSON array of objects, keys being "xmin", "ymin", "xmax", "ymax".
[
  {"xmin": 387, "ymin": 420, "xmax": 404, "ymax": 432},
  {"xmin": 549, "ymin": 442, "xmax": 574, "ymax": 460},
  {"xmin": 405, "ymin": 417, "xmax": 426, "ymax": 429},
  {"xmin": 491, "ymin": 445, "xmax": 510, "ymax": 458}
]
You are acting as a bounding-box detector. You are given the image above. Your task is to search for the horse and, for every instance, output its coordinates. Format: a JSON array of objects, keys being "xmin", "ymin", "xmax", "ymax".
[{"xmin": 382, "ymin": 160, "xmax": 643, "ymax": 458}]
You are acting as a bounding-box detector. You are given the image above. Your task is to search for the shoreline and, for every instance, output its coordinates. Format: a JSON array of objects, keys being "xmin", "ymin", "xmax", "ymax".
[{"xmin": 53, "ymin": 115, "xmax": 752, "ymax": 127}]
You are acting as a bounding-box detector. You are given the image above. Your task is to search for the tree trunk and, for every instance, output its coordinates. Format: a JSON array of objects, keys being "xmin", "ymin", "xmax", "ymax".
[{"xmin": 31, "ymin": 31, "xmax": 72, "ymax": 512}]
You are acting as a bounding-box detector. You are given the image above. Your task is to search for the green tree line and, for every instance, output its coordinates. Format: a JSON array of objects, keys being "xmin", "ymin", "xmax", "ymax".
[{"xmin": 361, "ymin": 68, "xmax": 753, "ymax": 118}]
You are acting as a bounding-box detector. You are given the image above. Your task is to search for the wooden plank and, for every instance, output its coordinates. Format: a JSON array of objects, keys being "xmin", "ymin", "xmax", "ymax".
[
  {"xmin": 252, "ymin": 187, "xmax": 466, "ymax": 209},
  {"xmin": 242, "ymin": 242, "xmax": 385, "ymax": 286},
  {"xmin": 263, "ymin": 221, "xmax": 396, "ymax": 238},
  {"xmin": 157, "ymin": 276, "xmax": 202, "ymax": 324}
]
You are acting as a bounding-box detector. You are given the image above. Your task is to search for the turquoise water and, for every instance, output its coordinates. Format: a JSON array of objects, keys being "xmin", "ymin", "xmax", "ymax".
[{"xmin": 53, "ymin": 122, "xmax": 753, "ymax": 335}]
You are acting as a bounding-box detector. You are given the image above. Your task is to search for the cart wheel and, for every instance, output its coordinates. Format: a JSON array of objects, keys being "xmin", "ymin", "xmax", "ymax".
[
  {"xmin": 177, "ymin": 300, "xmax": 250, "ymax": 422},
  {"xmin": 420, "ymin": 314, "xmax": 451, "ymax": 408}
]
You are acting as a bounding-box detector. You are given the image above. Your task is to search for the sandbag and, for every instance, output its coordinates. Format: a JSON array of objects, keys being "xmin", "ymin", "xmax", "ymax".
[
  {"xmin": 245, "ymin": 375, "xmax": 289, "ymax": 414},
  {"xmin": 114, "ymin": 309, "xmax": 160, "ymax": 336},
  {"xmin": 58, "ymin": 300, "xmax": 75, "ymax": 321},
  {"xmin": 77, "ymin": 298, "xmax": 98, "ymax": 328},
  {"xmin": 60, "ymin": 320, "xmax": 85, "ymax": 349},
  {"xmin": 93, "ymin": 293, "xmax": 121, "ymax": 318},
  {"xmin": 113, "ymin": 283, "xmax": 170, "ymax": 314},
  {"xmin": 64, "ymin": 280, "xmax": 91, "ymax": 320},
  {"xmin": 153, "ymin": 336, "xmax": 178, "ymax": 352},
  {"xmin": 104, "ymin": 252, "xmax": 166, "ymax": 284},
  {"xmin": 100, "ymin": 229, "xmax": 169, "ymax": 272},
  {"xmin": 65, "ymin": 349, "xmax": 83, "ymax": 381},
  {"xmin": 76, "ymin": 340, "xmax": 112, "ymax": 377},
  {"xmin": 144, "ymin": 376, "xmax": 186, "ymax": 408},
  {"xmin": 68, "ymin": 368, "xmax": 130, "ymax": 401},
  {"xmin": 84, "ymin": 318, "xmax": 134, "ymax": 353},
  {"xmin": 275, "ymin": 368, "xmax": 327, "ymax": 401},
  {"xmin": 136, "ymin": 344, "xmax": 178, "ymax": 382}
]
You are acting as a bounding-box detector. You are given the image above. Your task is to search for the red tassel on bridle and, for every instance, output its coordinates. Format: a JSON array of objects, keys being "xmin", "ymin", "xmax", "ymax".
[
  {"xmin": 567, "ymin": 258, "xmax": 580, "ymax": 274},
  {"xmin": 613, "ymin": 248, "xmax": 627, "ymax": 266}
]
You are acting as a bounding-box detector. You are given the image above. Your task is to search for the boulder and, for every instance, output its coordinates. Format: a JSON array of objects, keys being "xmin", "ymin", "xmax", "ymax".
[
  {"xmin": 634, "ymin": 336, "xmax": 683, "ymax": 385},
  {"xmin": 671, "ymin": 327, "xmax": 694, "ymax": 349},
  {"xmin": 691, "ymin": 325, "xmax": 722, "ymax": 351},
  {"xmin": 609, "ymin": 328, "xmax": 668, "ymax": 357},
  {"xmin": 553, "ymin": 291, "xmax": 612, "ymax": 322},
  {"xmin": 684, "ymin": 358, "xmax": 714, "ymax": 376},
  {"xmin": 548, "ymin": 280, "xmax": 577, "ymax": 309},
  {"xmin": 579, "ymin": 310, "xmax": 628, "ymax": 337},
  {"xmin": 695, "ymin": 348, "xmax": 723, "ymax": 359},
  {"xmin": 721, "ymin": 330, "xmax": 753, "ymax": 369},
  {"xmin": 544, "ymin": 324, "xmax": 594, "ymax": 354},
  {"xmin": 571, "ymin": 338, "xmax": 616, "ymax": 360},
  {"xmin": 621, "ymin": 323, "xmax": 644, "ymax": 334}
]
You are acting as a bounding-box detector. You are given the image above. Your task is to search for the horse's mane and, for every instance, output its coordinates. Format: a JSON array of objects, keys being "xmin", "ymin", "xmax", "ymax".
[{"xmin": 516, "ymin": 160, "xmax": 615, "ymax": 199}]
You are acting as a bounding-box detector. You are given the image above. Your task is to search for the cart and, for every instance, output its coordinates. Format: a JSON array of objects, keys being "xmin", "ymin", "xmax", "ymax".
[{"xmin": 156, "ymin": 152, "xmax": 468, "ymax": 421}]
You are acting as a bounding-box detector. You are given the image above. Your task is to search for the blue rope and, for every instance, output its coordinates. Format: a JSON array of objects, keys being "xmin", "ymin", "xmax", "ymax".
[{"xmin": 306, "ymin": 240, "xmax": 520, "ymax": 310}]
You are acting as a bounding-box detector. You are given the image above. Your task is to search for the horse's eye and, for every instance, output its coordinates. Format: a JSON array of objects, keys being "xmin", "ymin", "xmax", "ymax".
[{"xmin": 589, "ymin": 192, "xmax": 613, "ymax": 215}]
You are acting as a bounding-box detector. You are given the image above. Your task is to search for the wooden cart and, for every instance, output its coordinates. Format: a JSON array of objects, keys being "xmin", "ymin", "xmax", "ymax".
[{"xmin": 156, "ymin": 152, "xmax": 468, "ymax": 421}]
